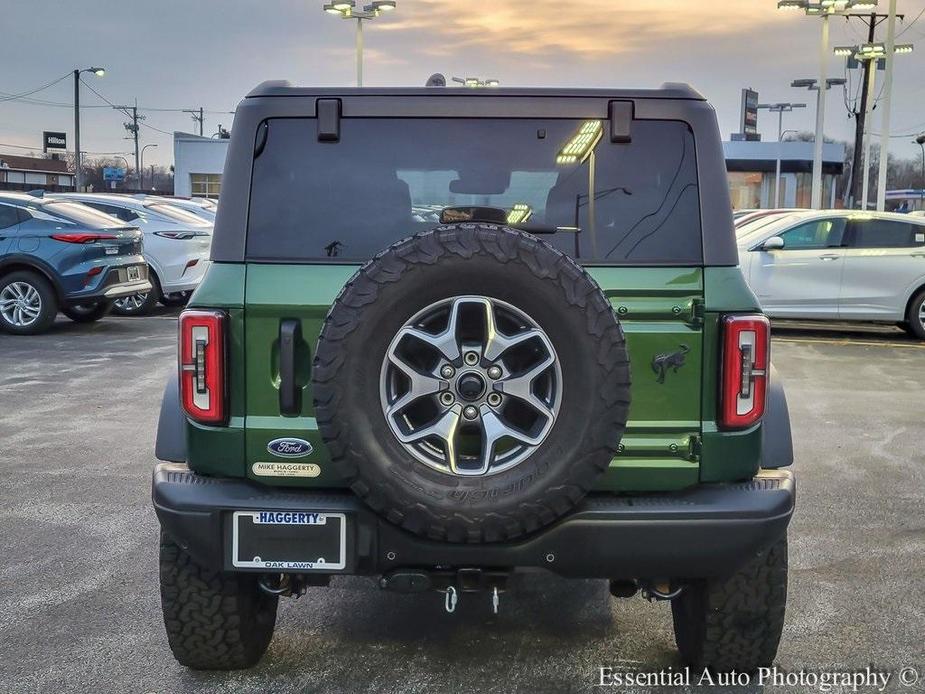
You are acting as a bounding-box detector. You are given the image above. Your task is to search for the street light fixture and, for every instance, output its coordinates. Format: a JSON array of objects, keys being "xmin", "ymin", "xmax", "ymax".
[
  {"xmin": 73, "ymin": 66, "xmax": 106, "ymax": 192},
  {"xmin": 321, "ymin": 1, "xmax": 398, "ymax": 86},
  {"xmin": 758, "ymin": 102, "xmax": 807, "ymax": 207},
  {"xmin": 777, "ymin": 0, "xmax": 877, "ymax": 208},
  {"xmin": 833, "ymin": 41, "xmax": 913, "ymax": 209}
]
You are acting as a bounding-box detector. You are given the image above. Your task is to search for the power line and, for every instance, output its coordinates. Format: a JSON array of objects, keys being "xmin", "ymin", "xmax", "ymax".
[
  {"xmin": 0, "ymin": 73, "xmax": 70, "ymax": 103},
  {"xmin": 896, "ymin": 5, "xmax": 925, "ymax": 37}
]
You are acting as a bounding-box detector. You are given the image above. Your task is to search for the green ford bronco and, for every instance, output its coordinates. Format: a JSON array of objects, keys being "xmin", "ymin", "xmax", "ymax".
[{"xmin": 153, "ymin": 82, "xmax": 795, "ymax": 671}]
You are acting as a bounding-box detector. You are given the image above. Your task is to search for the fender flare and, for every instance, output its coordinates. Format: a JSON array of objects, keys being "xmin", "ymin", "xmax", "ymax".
[
  {"xmin": 155, "ymin": 372, "xmax": 186, "ymax": 463},
  {"xmin": 760, "ymin": 363, "xmax": 793, "ymax": 469}
]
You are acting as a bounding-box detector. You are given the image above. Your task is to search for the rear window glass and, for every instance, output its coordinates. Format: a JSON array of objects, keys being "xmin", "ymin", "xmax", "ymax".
[
  {"xmin": 40, "ymin": 201, "xmax": 127, "ymax": 229},
  {"xmin": 147, "ymin": 203, "xmax": 211, "ymax": 226},
  {"xmin": 850, "ymin": 219, "xmax": 924, "ymax": 248},
  {"xmin": 246, "ymin": 117, "xmax": 702, "ymax": 264}
]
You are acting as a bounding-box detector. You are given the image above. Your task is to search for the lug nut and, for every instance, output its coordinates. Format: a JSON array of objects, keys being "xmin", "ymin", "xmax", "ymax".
[
  {"xmin": 487, "ymin": 366, "xmax": 502, "ymax": 379},
  {"xmin": 440, "ymin": 392, "xmax": 455, "ymax": 406},
  {"xmin": 440, "ymin": 365, "xmax": 455, "ymax": 378},
  {"xmin": 464, "ymin": 351, "xmax": 479, "ymax": 366},
  {"xmin": 463, "ymin": 405, "xmax": 479, "ymax": 420},
  {"xmin": 487, "ymin": 392, "xmax": 502, "ymax": 407}
]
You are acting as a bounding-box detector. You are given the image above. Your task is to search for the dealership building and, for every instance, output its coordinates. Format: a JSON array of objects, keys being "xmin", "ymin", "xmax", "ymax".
[
  {"xmin": 0, "ymin": 153, "xmax": 75, "ymax": 193},
  {"xmin": 172, "ymin": 131, "xmax": 845, "ymax": 210}
]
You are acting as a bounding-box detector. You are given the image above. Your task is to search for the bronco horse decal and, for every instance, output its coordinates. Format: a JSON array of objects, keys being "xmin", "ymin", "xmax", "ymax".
[{"xmin": 651, "ymin": 344, "xmax": 690, "ymax": 384}]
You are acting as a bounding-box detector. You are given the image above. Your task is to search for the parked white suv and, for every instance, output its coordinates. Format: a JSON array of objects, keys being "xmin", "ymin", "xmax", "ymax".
[
  {"xmin": 51, "ymin": 193, "xmax": 212, "ymax": 315},
  {"xmin": 737, "ymin": 210, "xmax": 925, "ymax": 339}
]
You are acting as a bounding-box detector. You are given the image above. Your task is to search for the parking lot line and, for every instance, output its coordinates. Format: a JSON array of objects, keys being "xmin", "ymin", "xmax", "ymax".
[{"xmin": 773, "ymin": 336, "xmax": 925, "ymax": 349}]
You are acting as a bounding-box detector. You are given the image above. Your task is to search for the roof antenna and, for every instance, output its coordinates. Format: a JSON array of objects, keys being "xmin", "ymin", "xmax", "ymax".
[{"xmin": 425, "ymin": 73, "xmax": 446, "ymax": 87}]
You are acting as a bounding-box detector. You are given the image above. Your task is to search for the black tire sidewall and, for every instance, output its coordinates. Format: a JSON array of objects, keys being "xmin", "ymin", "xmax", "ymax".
[
  {"xmin": 61, "ymin": 300, "xmax": 113, "ymax": 323},
  {"xmin": 906, "ymin": 290, "xmax": 925, "ymax": 340},
  {"xmin": 0, "ymin": 271, "xmax": 58, "ymax": 335}
]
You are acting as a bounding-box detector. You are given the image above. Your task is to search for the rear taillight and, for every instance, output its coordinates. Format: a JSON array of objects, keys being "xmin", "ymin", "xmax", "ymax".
[
  {"xmin": 179, "ymin": 309, "xmax": 227, "ymax": 425},
  {"xmin": 51, "ymin": 233, "xmax": 117, "ymax": 244},
  {"xmin": 719, "ymin": 314, "xmax": 770, "ymax": 430}
]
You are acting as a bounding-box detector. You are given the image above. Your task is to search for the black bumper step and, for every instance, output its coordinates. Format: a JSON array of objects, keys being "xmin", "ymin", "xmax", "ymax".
[{"xmin": 152, "ymin": 463, "xmax": 795, "ymax": 579}]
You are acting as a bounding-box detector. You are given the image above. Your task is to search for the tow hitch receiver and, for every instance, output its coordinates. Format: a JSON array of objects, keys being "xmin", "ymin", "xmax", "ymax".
[{"xmin": 379, "ymin": 568, "xmax": 511, "ymax": 614}]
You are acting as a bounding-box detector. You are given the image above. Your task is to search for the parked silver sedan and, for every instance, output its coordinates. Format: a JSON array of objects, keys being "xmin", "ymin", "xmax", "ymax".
[{"xmin": 737, "ymin": 210, "xmax": 925, "ymax": 339}]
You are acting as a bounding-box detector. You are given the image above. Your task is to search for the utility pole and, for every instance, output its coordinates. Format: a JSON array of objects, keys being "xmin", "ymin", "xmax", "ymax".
[
  {"xmin": 114, "ymin": 100, "xmax": 143, "ymax": 189},
  {"xmin": 73, "ymin": 70, "xmax": 81, "ymax": 191},
  {"xmin": 184, "ymin": 108, "xmax": 205, "ymax": 136},
  {"xmin": 847, "ymin": 13, "xmax": 880, "ymax": 208}
]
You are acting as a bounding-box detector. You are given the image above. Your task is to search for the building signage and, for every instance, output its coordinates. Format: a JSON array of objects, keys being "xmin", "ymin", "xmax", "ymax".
[
  {"xmin": 103, "ymin": 167, "xmax": 126, "ymax": 182},
  {"xmin": 42, "ymin": 131, "xmax": 67, "ymax": 152},
  {"xmin": 731, "ymin": 89, "xmax": 761, "ymax": 142},
  {"xmin": 741, "ymin": 89, "xmax": 759, "ymax": 140}
]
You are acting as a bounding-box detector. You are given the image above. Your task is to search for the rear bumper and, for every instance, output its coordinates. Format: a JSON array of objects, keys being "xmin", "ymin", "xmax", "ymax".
[
  {"xmin": 152, "ymin": 464, "xmax": 795, "ymax": 579},
  {"xmin": 63, "ymin": 265, "xmax": 151, "ymax": 304}
]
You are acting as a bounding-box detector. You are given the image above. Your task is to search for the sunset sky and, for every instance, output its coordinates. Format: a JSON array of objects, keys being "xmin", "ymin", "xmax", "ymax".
[{"xmin": 2, "ymin": 0, "xmax": 924, "ymax": 166}]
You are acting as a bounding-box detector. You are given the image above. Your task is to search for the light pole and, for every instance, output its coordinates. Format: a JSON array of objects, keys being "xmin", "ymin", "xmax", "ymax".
[
  {"xmin": 916, "ymin": 134, "xmax": 925, "ymax": 210},
  {"xmin": 141, "ymin": 144, "xmax": 158, "ymax": 191},
  {"xmin": 790, "ymin": 78, "xmax": 844, "ymax": 208},
  {"xmin": 834, "ymin": 42, "xmax": 913, "ymax": 208},
  {"xmin": 758, "ymin": 102, "xmax": 806, "ymax": 208},
  {"xmin": 876, "ymin": 0, "xmax": 897, "ymax": 211},
  {"xmin": 777, "ymin": 0, "xmax": 878, "ymax": 208},
  {"xmin": 322, "ymin": 1, "xmax": 397, "ymax": 87},
  {"xmin": 73, "ymin": 66, "xmax": 106, "ymax": 192}
]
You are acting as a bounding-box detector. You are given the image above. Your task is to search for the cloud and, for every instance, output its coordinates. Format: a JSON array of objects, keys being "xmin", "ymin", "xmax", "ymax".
[{"xmin": 376, "ymin": 0, "xmax": 788, "ymax": 58}]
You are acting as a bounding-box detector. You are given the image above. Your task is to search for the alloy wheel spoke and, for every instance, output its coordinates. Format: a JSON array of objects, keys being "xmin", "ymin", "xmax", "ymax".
[
  {"xmin": 386, "ymin": 352, "xmax": 445, "ymax": 415},
  {"xmin": 395, "ymin": 405, "xmax": 462, "ymax": 472},
  {"xmin": 494, "ymin": 352, "xmax": 556, "ymax": 421}
]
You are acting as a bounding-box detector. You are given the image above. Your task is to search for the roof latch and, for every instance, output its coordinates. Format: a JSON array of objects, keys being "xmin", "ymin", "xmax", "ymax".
[
  {"xmin": 317, "ymin": 98, "xmax": 341, "ymax": 142},
  {"xmin": 608, "ymin": 100, "xmax": 634, "ymax": 144}
]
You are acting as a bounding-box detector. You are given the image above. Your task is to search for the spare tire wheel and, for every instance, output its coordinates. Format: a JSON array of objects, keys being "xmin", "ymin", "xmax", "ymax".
[{"xmin": 313, "ymin": 224, "xmax": 631, "ymax": 543}]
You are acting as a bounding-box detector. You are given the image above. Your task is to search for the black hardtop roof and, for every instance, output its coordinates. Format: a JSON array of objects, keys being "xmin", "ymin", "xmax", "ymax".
[{"xmin": 246, "ymin": 81, "xmax": 705, "ymax": 101}]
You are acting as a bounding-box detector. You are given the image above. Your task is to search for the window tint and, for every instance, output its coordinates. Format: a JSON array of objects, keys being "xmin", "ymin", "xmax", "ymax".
[
  {"xmin": 0, "ymin": 204, "xmax": 19, "ymax": 230},
  {"xmin": 83, "ymin": 201, "xmax": 139, "ymax": 223},
  {"xmin": 850, "ymin": 219, "xmax": 922, "ymax": 248},
  {"xmin": 779, "ymin": 218, "xmax": 845, "ymax": 249},
  {"xmin": 246, "ymin": 118, "xmax": 702, "ymax": 264}
]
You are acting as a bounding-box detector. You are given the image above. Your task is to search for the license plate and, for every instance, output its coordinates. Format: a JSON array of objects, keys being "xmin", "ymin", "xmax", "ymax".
[
  {"xmin": 232, "ymin": 511, "xmax": 347, "ymax": 570},
  {"xmin": 126, "ymin": 266, "xmax": 141, "ymax": 281}
]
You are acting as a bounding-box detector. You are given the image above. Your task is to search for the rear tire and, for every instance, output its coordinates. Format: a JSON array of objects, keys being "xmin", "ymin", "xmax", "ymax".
[
  {"xmin": 61, "ymin": 301, "xmax": 112, "ymax": 323},
  {"xmin": 113, "ymin": 275, "xmax": 161, "ymax": 316},
  {"xmin": 0, "ymin": 270, "xmax": 58, "ymax": 335},
  {"xmin": 904, "ymin": 289, "xmax": 925, "ymax": 340},
  {"xmin": 159, "ymin": 290, "xmax": 191, "ymax": 307},
  {"xmin": 671, "ymin": 537, "xmax": 788, "ymax": 672},
  {"xmin": 159, "ymin": 532, "xmax": 278, "ymax": 670}
]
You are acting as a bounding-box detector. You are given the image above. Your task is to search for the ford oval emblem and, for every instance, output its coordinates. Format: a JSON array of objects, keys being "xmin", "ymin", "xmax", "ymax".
[{"xmin": 267, "ymin": 438, "xmax": 314, "ymax": 458}]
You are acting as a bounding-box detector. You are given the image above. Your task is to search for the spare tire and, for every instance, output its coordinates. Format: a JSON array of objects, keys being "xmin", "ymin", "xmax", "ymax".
[{"xmin": 313, "ymin": 223, "xmax": 630, "ymax": 543}]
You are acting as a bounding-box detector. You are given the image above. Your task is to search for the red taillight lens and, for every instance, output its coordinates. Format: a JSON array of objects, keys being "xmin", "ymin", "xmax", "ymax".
[
  {"xmin": 50, "ymin": 233, "xmax": 117, "ymax": 244},
  {"xmin": 720, "ymin": 314, "xmax": 770, "ymax": 430},
  {"xmin": 179, "ymin": 309, "xmax": 227, "ymax": 425}
]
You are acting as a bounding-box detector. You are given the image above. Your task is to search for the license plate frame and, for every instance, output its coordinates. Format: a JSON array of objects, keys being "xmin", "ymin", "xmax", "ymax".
[
  {"xmin": 231, "ymin": 511, "xmax": 347, "ymax": 571},
  {"xmin": 126, "ymin": 265, "xmax": 141, "ymax": 281}
]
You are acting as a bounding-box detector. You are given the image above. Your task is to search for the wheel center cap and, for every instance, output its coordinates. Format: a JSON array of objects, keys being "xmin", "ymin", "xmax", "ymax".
[{"xmin": 456, "ymin": 372, "xmax": 486, "ymax": 401}]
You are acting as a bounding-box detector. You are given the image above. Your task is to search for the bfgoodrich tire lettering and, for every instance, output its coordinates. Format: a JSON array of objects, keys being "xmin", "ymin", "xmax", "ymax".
[
  {"xmin": 313, "ymin": 223, "xmax": 631, "ymax": 543},
  {"xmin": 159, "ymin": 532, "xmax": 278, "ymax": 670},
  {"xmin": 671, "ymin": 536, "xmax": 788, "ymax": 672}
]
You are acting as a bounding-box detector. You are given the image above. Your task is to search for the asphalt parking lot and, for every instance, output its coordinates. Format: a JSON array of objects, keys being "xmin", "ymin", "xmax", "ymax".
[{"xmin": 1, "ymin": 313, "xmax": 923, "ymax": 694}]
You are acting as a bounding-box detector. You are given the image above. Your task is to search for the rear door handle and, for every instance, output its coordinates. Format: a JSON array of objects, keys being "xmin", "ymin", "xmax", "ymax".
[
  {"xmin": 279, "ymin": 319, "xmax": 302, "ymax": 416},
  {"xmin": 818, "ymin": 254, "xmax": 840, "ymax": 260}
]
